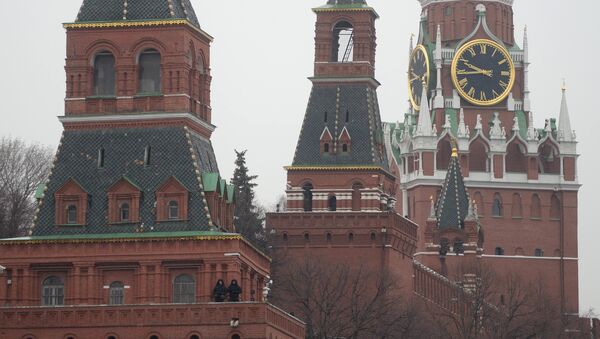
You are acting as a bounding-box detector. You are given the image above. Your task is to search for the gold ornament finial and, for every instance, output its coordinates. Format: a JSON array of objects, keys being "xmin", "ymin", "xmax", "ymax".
[
  {"xmin": 562, "ymin": 79, "xmax": 567, "ymax": 92},
  {"xmin": 451, "ymin": 147, "xmax": 458, "ymax": 157}
]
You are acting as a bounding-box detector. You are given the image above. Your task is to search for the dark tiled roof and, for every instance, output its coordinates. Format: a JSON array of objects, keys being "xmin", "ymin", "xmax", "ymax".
[
  {"xmin": 292, "ymin": 85, "xmax": 389, "ymax": 169},
  {"xmin": 75, "ymin": 0, "xmax": 201, "ymax": 29},
  {"xmin": 436, "ymin": 150, "xmax": 470, "ymax": 230},
  {"xmin": 33, "ymin": 126, "xmax": 217, "ymax": 236}
]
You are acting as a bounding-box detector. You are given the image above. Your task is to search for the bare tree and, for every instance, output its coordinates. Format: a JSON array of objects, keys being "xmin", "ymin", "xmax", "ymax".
[
  {"xmin": 0, "ymin": 137, "xmax": 53, "ymax": 238},
  {"xmin": 270, "ymin": 255, "xmax": 425, "ymax": 339}
]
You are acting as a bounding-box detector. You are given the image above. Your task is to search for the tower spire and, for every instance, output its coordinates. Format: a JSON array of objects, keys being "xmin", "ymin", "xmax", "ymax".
[
  {"xmin": 436, "ymin": 147, "xmax": 470, "ymax": 230},
  {"xmin": 416, "ymin": 80, "xmax": 434, "ymax": 136},
  {"xmin": 558, "ymin": 80, "xmax": 575, "ymax": 142},
  {"xmin": 523, "ymin": 26, "xmax": 531, "ymax": 112},
  {"xmin": 433, "ymin": 25, "xmax": 444, "ymax": 109}
]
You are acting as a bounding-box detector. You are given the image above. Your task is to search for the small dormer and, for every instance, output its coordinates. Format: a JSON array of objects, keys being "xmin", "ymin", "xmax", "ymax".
[
  {"xmin": 54, "ymin": 179, "xmax": 88, "ymax": 226},
  {"xmin": 338, "ymin": 126, "xmax": 352, "ymax": 154},
  {"xmin": 320, "ymin": 127, "xmax": 334, "ymax": 155},
  {"xmin": 156, "ymin": 177, "xmax": 189, "ymax": 222},
  {"xmin": 107, "ymin": 177, "xmax": 142, "ymax": 224}
]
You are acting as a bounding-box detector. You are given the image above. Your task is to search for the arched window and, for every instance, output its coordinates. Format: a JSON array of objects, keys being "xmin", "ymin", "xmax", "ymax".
[
  {"xmin": 42, "ymin": 276, "xmax": 64, "ymax": 306},
  {"xmin": 511, "ymin": 193, "xmax": 522, "ymax": 218},
  {"xmin": 304, "ymin": 233, "xmax": 310, "ymax": 242},
  {"xmin": 119, "ymin": 203, "xmax": 130, "ymax": 222},
  {"xmin": 107, "ymin": 336, "xmax": 117, "ymax": 339},
  {"xmin": 550, "ymin": 194, "xmax": 561, "ymax": 220},
  {"xmin": 173, "ymin": 274, "xmax": 196, "ymax": 304},
  {"xmin": 492, "ymin": 193, "xmax": 503, "ymax": 217},
  {"xmin": 326, "ymin": 232, "xmax": 332, "ymax": 243},
  {"xmin": 495, "ymin": 247, "xmax": 505, "ymax": 256},
  {"xmin": 535, "ymin": 248, "xmax": 544, "ymax": 257},
  {"xmin": 531, "ymin": 194, "xmax": 542, "ymax": 219},
  {"xmin": 328, "ymin": 195, "xmax": 337, "ymax": 212},
  {"xmin": 232, "ymin": 335, "xmax": 241, "ymax": 339},
  {"xmin": 66, "ymin": 205, "xmax": 77, "ymax": 224},
  {"xmin": 303, "ymin": 183, "xmax": 313, "ymax": 212},
  {"xmin": 138, "ymin": 49, "xmax": 161, "ymax": 93},
  {"xmin": 332, "ymin": 21, "xmax": 354, "ymax": 62},
  {"xmin": 436, "ymin": 138, "xmax": 453, "ymax": 170},
  {"xmin": 282, "ymin": 233, "xmax": 288, "ymax": 242},
  {"xmin": 149, "ymin": 336, "xmax": 159, "ymax": 339},
  {"xmin": 348, "ymin": 233, "xmax": 354, "ymax": 242},
  {"xmin": 190, "ymin": 335, "xmax": 200, "ymax": 339},
  {"xmin": 506, "ymin": 141, "xmax": 527, "ymax": 173},
  {"xmin": 469, "ymin": 139, "xmax": 488, "ymax": 172},
  {"xmin": 168, "ymin": 201, "xmax": 179, "ymax": 220},
  {"xmin": 352, "ymin": 182, "xmax": 363, "ymax": 211},
  {"xmin": 370, "ymin": 232, "xmax": 376, "ymax": 242},
  {"xmin": 109, "ymin": 281, "xmax": 125, "ymax": 305},
  {"xmin": 538, "ymin": 142, "xmax": 560, "ymax": 174},
  {"xmin": 93, "ymin": 52, "xmax": 116, "ymax": 96}
]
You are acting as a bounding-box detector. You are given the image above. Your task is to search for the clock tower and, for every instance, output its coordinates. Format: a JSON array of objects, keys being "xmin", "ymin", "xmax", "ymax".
[{"xmin": 385, "ymin": 0, "xmax": 580, "ymax": 317}]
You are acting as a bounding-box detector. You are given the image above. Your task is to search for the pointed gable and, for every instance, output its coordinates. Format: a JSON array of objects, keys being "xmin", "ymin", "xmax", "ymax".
[{"xmin": 436, "ymin": 148, "xmax": 470, "ymax": 230}]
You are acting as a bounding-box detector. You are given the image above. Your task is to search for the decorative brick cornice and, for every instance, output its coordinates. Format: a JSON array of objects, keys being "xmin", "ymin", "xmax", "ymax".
[
  {"xmin": 418, "ymin": 0, "xmax": 514, "ymax": 7},
  {"xmin": 63, "ymin": 19, "xmax": 214, "ymax": 42}
]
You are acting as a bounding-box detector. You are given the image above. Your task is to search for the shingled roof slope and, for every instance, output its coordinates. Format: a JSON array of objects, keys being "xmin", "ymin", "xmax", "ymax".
[
  {"xmin": 436, "ymin": 148, "xmax": 470, "ymax": 230},
  {"xmin": 34, "ymin": 126, "xmax": 218, "ymax": 236},
  {"xmin": 75, "ymin": 0, "xmax": 201, "ymax": 29},
  {"xmin": 292, "ymin": 85, "xmax": 389, "ymax": 169}
]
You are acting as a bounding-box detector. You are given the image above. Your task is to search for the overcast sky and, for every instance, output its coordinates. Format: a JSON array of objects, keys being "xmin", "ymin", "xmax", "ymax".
[{"xmin": 0, "ymin": 0, "xmax": 598, "ymax": 313}]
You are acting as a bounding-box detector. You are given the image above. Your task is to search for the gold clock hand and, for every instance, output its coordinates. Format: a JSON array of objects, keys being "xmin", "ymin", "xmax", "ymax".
[{"xmin": 457, "ymin": 70, "xmax": 493, "ymax": 77}]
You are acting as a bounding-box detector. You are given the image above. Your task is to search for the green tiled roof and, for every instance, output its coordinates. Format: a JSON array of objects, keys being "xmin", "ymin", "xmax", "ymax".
[
  {"xmin": 226, "ymin": 185, "xmax": 235, "ymax": 204},
  {"xmin": 514, "ymin": 110, "xmax": 528, "ymax": 140},
  {"xmin": 1, "ymin": 231, "xmax": 236, "ymax": 243},
  {"xmin": 219, "ymin": 179, "xmax": 227, "ymax": 197},
  {"xmin": 202, "ymin": 172, "xmax": 220, "ymax": 192},
  {"xmin": 34, "ymin": 184, "xmax": 46, "ymax": 200}
]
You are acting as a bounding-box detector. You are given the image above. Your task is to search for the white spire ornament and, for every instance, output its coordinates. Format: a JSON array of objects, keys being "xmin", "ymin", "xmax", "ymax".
[
  {"xmin": 523, "ymin": 26, "xmax": 531, "ymax": 112},
  {"xmin": 415, "ymin": 80, "xmax": 434, "ymax": 137},
  {"xmin": 527, "ymin": 111, "xmax": 536, "ymax": 141},
  {"xmin": 457, "ymin": 108, "xmax": 468, "ymax": 138},
  {"xmin": 490, "ymin": 112, "xmax": 505, "ymax": 140},
  {"xmin": 434, "ymin": 25, "xmax": 444, "ymax": 109},
  {"xmin": 557, "ymin": 80, "xmax": 575, "ymax": 142}
]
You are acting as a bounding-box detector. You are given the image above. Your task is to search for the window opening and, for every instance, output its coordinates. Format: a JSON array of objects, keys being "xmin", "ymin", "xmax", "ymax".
[
  {"xmin": 168, "ymin": 201, "xmax": 179, "ymax": 220},
  {"xmin": 303, "ymin": 183, "xmax": 313, "ymax": 212},
  {"xmin": 173, "ymin": 274, "xmax": 196, "ymax": 304},
  {"xmin": 144, "ymin": 146, "xmax": 151, "ymax": 166},
  {"xmin": 93, "ymin": 53, "xmax": 116, "ymax": 96},
  {"xmin": 42, "ymin": 276, "xmax": 64, "ymax": 306},
  {"xmin": 495, "ymin": 247, "xmax": 505, "ymax": 256},
  {"xmin": 109, "ymin": 281, "xmax": 125, "ymax": 305},
  {"xmin": 342, "ymin": 144, "xmax": 348, "ymax": 153},
  {"xmin": 98, "ymin": 148, "xmax": 105, "ymax": 168},
  {"xmin": 120, "ymin": 203, "xmax": 130, "ymax": 222},
  {"xmin": 324, "ymin": 143, "xmax": 330, "ymax": 153},
  {"xmin": 67, "ymin": 205, "xmax": 77, "ymax": 224},
  {"xmin": 535, "ymin": 248, "xmax": 544, "ymax": 257},
  {"xmin": 332, "ymin": 21, "xmax": 354, "ymax": 62},
  {"xmin": 138, "ymin": 49, "xmax": 161, "ymax": 93},
  {"xmin": 492, "ymin": 194, "xmax": 503, "ymax": 217},
  {"xmin": 328, "ymin": 195, "xmax": 337, "ymax": 211}
]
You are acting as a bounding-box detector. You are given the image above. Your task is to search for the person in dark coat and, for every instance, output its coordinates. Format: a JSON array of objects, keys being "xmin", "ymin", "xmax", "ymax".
[
  {"xmin": 228, "ymin": 279, "xmax": 242, "ymax": 302},
  {"xmin": 213, "ymin": 279, "xmax": 227, "ymax": 302}
]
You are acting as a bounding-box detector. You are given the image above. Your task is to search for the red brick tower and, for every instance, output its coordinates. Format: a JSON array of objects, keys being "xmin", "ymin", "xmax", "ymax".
[
  {"xmin": 266, "ymin": 0, "xmax": 418, "ymax": 304},
  {"xmin": 0, "ymin": 1, "xmax": 305, "ymax": 337},
  {"xmin": 385, "ymin": 0, "xmax": 580, "ymax": 317}
]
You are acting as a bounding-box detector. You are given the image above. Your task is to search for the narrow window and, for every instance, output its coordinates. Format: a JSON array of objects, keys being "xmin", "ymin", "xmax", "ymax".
[
  {"xmin": 67, "ymin": 205, "xmax": 77, "ymax": 224},
  {"xmin": 283, "ymin": 233, "xmax": 288, "ymax": 242},
  {"xmin": 495, "ymin": 247, "xmax": 505, "ymax": 256},
  {"xmin": 303, "ymin": 183, "xmax": 313, "ymax": 212},
  {"xmin": 138, "ymin": 49, "xmax": 161, "ymax": 93},
  {"xmin": 492, "ymin": 193, "xmax": 503, "ymax": 217},
  {"xmin": 232, "ymin": 335, "xmax": 241, "ymax": 339},
  {"xmin": 370, "ymin": 232, "xmax": 376, "ymax": 242},
  {"xmin": 168, "ymin": 201, "xmax": 179, "ymax": 220},
  {"xmin": 120, "ymin": 203, "xmax": 130, "ymax": 222},
  {"xmin": 150, "ymin": 336, "xmax": 159, "ymax": 339},
  {"xmin": 342, "ymin": 144, "xmax": 348, "ymax": 153},
  {"xmin": 109, "ymin": 281, "xmax": 125, "ymax": 305},
  {"xmin": 328, "ymin": 195, "xmax": 337, "ymax": 212},
  {"xmin": 454, "ymin": 240, "xmax": 464, "ymax": 254},
  {"xmin": 324, "ymin": 111, "xmax": 328, "ymax": 123},
  {"xmin": 326, "ymin": 233, "xmax": 332, "ymax": 243},
  {"xmin": 190, "ymin": 336, "xmax": 200, "ymax": 339},
  {"xmin": 535, "ymin": 248, "xmax": 544, "ymax": 257},
  {"xmin": 173, "ymin": 274, "xmax": 196, "ymax": 304},
  {"xmin": 332, "ymin": 21, "xmax": 354, "ymax": 62},
  {"xmin": 345, "ymin": 110, "xmax": 350, "ymax": 123},
  {"xmin": 144, "ymin": 146, "xmax": 151, "ymax": 166},
  {"xmin": 348, "ymin": 233, "xmax": 354, "ymax": 242},
  {"xmin": 550, "ymin": 194, "xmax": 561, "ymax": 220},
  {"xmin": 93, "ymin": 53, "xmax": 116, "ymax": 96},
  {"xmin": 352, "ymin": 182, "xmax": 363, "ymax": 211},
  {"xmin": 531, "ymin": 194, "xmax": 542, "ymax": 219},
  {"xmin": 42, "ymin": 276, "xmax": 64, "ymax": 306},
  {"xmin": 323, "ymin": 143, "xmax": 330, "ymax": 153},
  {"xmin": 304, "ymin": 233, "xmax": 310, "ymax": 242},
  {"xmin": 98, "ymin": 148, "xmax": 105, "ymax": 168}
]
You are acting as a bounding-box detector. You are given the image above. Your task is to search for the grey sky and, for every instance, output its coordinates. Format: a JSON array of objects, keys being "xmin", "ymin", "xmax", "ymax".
[{"xmin": 0, "ymin": 0, "xmax": 598, "ymax": 313}]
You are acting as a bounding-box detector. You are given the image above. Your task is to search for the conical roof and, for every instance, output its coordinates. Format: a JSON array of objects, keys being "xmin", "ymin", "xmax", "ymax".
[
  {"xmin": 436, "ymin": 148, "xmax": 470, "ymax": 230},
  {"xmin": 75, "ymin": 0, "xmax": 201, "ymax": 29}
]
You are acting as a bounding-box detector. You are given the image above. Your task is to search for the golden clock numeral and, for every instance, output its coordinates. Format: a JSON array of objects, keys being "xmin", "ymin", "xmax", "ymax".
[
  {"xmin": 460, "ymin": 58, "xmax": 469, "ymax": 64},
  {"xmin": 480, "ymin": 91, "xmax": 487, "ymax": 101},
  {"xmin": 501, "ymin": 71, "xmax": 510, "ymax": 76},
  {"xmin": 492, "ymin": 90, "xmax": 500, "ymax": 98},
  {"xmin": 480, "ymin": 44, "xmax": 487, "ymax": 54},
  {"xmin": 458, "ymin": 78, "xmax": 468, "ymax": 89},
  {"xmin": 498, "ymin": 59, "xmax": 507, "ymax": 65},
  {"xmin": 468, "ymin": 47, "xmax": 476, "ymax": 57},
  {"xmin": 468, "ymin": 87, "xmax": 475, "ymax": 97},
  {"xmin": 499, "ymin": 81, "xmax": 508, "ymax": 89},
  {"xmin": 492, "ymin": 48, "xmax": 498, "ymax": 57}
]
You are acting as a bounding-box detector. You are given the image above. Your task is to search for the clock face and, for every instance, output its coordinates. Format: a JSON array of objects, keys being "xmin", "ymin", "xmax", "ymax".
[
  {"xmin": 408, "ymin": 44, "xmax": 430, "ymax": 111},
  {"xmin": 451, "ymin": 39, "xmax": 515, "ymax": 106}
]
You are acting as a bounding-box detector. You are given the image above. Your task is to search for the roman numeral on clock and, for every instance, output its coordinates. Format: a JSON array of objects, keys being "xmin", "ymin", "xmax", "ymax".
[
  {"xmin": 458, "ymin": 78, "xmax": 468, "ymax": 89},
  {"xmin": 468, "ymin": 87, "xmax": 475, "ymax": 97},
  {"xmin": 499, "ymin": 81, "xmax": 508, "ymax": 89},
  {"xmin": 480, "ymin": 91, "xmax": 487, "ymax": 101},
  {"xmin": 501, "ymin": 71, "xmax": 510, "ymax": 76},
  {"xmin": 480, "ymin": 44, "xmax": 487, "ymax": 54}
]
